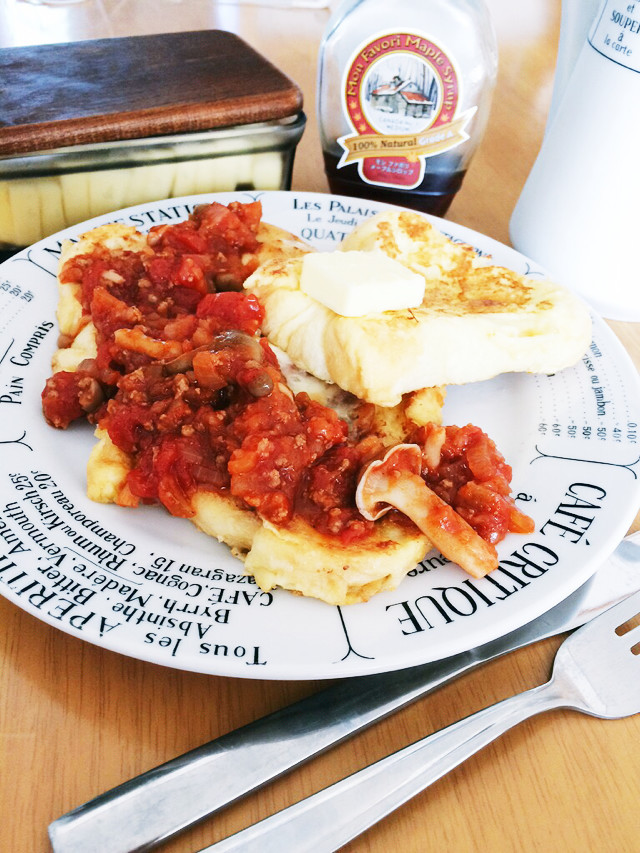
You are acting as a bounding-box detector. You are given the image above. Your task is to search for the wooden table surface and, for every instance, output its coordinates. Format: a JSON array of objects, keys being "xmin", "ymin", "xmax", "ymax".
[{"xmin": 1, "ymin": 1, "xmax": 639, "ymax": 851}]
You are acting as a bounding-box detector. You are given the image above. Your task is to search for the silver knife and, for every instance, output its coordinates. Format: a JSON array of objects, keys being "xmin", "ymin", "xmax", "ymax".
[{"xmin": 48, "ymin": 533, "xmax": 640, "ymax": 853}]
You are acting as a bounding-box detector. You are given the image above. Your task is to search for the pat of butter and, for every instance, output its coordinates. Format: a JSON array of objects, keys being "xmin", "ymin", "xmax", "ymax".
[{"xmin": 300, "ymin": 250, "xmax": 425, "ymax": 317}]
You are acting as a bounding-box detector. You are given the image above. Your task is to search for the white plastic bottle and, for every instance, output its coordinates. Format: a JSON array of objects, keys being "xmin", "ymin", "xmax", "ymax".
[
  {"xmin": 317, "ymin": 0, "xmax": 498, "ymax": 217},
  {"xmin": 510, "ymin": 0, "xmax": 640, "ymax": 321}
]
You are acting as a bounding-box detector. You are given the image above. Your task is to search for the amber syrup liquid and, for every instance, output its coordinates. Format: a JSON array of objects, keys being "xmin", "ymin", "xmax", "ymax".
[{"xmin": 323, "ymin": 152, "xmax": 466, "ymax": 218}]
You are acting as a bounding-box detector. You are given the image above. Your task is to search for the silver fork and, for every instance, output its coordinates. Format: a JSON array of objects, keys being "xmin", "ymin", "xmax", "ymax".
[{"xmin": 201, "ymin": 589, "xmax": 640, "ymax": 853}]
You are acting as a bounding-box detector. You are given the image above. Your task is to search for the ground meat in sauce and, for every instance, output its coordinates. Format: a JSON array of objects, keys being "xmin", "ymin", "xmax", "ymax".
[
  {"xmin": 411, "ymin": 422, "xmax": 534, "ymax": 544},
  {"xmin": 41, "ymin": 200, "xmax": 533, "ymax": 546}
]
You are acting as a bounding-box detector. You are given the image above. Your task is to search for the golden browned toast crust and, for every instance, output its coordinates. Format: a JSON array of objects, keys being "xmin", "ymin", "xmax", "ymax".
[{"xmin": 245, "ymin": 209, "xmax": 592, "ymax": 406}]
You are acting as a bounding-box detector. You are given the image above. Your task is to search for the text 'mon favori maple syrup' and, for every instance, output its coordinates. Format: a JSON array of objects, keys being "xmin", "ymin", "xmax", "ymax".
[{"xmin": 317, "ymin": 0, "xmax": 498, "ymax": 216}]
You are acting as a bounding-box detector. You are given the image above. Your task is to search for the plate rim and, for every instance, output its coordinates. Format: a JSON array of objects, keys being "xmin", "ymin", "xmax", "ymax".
[{"xmin": 1, "ymin": 188, "xmax": 639, "ymax": 680}]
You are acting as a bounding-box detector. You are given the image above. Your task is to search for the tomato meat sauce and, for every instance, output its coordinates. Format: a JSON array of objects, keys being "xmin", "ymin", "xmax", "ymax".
[
  {"xmin": 411, "ymin": 423, "xmax": 534, "ymax": 544},
  {"xmin": 41, "ymin": 201, "xmax": 533, "ymax": 549}
]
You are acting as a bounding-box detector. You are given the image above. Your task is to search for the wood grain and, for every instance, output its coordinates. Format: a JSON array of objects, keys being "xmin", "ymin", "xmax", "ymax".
[
  {"xmin": 0, "ymin": 1, "xmax": 639, "ymax": 852},
  {"xmin": 0, "ymin": 30, "xmax": 302, "ymax": 154}
]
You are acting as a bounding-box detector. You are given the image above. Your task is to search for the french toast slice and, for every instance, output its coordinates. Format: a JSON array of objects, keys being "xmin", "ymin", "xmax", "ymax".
[{"xmin": 244, "ymin": 209, "xmax": 592, "ymax": 406}]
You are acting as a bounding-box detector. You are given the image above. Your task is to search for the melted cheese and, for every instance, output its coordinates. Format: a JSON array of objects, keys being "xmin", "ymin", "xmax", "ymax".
[{"xmin": 300, "ymin": 250, "xmax": 425, "ymax": 317}]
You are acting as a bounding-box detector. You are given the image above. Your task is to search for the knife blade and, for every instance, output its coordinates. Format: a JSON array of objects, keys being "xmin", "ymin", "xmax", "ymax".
[{"xmin": 48, "ymin": 533, "xmax": 640, "ymax": 853}]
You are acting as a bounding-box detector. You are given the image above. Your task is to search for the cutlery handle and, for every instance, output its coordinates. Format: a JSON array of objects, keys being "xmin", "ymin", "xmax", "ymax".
[
  {"xmin": 50, "ymin": 531, "xmax": 639, "ymax": 853},
  {"xmin": 202, "ymin": 679, "xmax": 567, "ymax": 853},
  {"xmin": 48, "ymin": 650, "xmax": 485, "ymax": 853}
]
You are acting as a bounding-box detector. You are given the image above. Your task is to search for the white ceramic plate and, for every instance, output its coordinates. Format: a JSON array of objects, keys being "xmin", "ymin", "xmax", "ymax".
[{"xmin": 1, "ymin": 190, "xmax": 639, "ymax": 680}]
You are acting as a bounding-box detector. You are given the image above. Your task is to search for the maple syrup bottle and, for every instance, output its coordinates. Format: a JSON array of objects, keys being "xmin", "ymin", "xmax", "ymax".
[{"xmin": 317, "ymin": 0, "xmax": 498, "ymax": 216}]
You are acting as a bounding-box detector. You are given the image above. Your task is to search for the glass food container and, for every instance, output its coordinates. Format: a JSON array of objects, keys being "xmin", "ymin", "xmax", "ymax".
[{"xmin": 0, "ymin": 30, "xmax": 306, "ymax": 251}]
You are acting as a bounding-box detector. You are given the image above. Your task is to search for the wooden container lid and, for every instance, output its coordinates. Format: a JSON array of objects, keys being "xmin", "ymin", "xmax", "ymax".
[{"xmin": 0, "ymin": 30, "xmax": 304, "ymax": 156}]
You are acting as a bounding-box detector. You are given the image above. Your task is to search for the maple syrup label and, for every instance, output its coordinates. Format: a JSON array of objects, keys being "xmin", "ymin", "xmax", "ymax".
[{"xmin": 337, "ymin": 31, "xmax": 476, "ymax": 190}]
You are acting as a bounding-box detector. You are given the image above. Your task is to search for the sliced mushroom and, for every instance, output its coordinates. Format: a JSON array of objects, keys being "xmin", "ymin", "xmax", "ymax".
[
  {"xmin": 356, "ymin": 443, "xmax": 498, "ymax": 579},
  {"xmin": 76, "ymin": 376, "xmax": 105, "ymax": 414},
  {"xmin": 163, "ymin": 330, "xmax": 264, "ymax": 376},
  {"xmin": 164, "ymin": 330, "xmax": 275, "ymax": 398}
]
